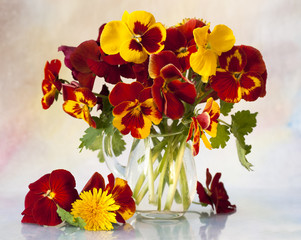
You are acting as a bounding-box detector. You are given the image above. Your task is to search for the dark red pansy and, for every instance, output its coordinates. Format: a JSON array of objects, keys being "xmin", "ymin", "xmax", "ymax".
[
  {"xmin": 21, "ymin": 169, "xmax": 79, "ymax": 226},
  {"xmin": 197, "ymin": 168, "xmax": 236, "ymax": 214}
]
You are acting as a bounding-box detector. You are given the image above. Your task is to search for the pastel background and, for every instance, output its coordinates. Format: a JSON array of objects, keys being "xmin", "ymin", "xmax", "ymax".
[{"xmin": 0, "ymin": 0, "xmax": 300, "ymax": 239}]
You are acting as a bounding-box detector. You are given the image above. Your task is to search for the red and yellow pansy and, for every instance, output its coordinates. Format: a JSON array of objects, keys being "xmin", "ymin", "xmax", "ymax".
[
  {"xmin": 109, "ymin": 81, "xmax": 162, "ymax": 139},
  {"xmin": 62, "ymin": 83, "xmax": 97, "ymax": 128},
  {"xmin": 186, "ymin": 97, "xmax": 220, "ymax": 155},
  {"xmin": 100, "ymin": 10, "xmax": 166, "ymax": 64},
  {"xmin": 41, "ymin": 59, "xmax": 62, "ymax": 109},
  {"xmin": 210, "ymin": 45, "xmax": 267, "ymax": 103}
]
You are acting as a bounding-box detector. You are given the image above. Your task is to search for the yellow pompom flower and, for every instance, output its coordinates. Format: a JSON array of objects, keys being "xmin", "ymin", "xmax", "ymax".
[
  {"xmin": 190, "ymin": 24, "xmax": 235, "ymax": 82},
  {"xmin": 71, "ymin": 188, "xmax": 120, "ymax": 231}
]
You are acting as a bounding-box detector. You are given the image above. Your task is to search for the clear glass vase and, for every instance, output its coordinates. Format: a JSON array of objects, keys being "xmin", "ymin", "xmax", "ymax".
[{"xmin": 105, "ymin": 130, "xmax": 197, "ymax": 220}]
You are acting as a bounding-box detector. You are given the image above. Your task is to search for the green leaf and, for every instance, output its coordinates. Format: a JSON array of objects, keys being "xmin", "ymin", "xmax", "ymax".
[
  {"xmin": 78, "ymin": 127, "xmax": 103, "ymax": 152},
  {"xmin": 231, "ymin": 110, "xmax": 257, "ymax": 170},
  {"xmin": 210, "ymin": 124, "xmax": 231, "ymax": 149},
  {"xmin": 112, "ymin": 130, "xmax": 126, "ymax": 157},
  {"xmin": 236, "ymin": 140, "xmax": 253, "ymax": 171},
  {"xmin": 220, "ymin": 100, "xmax": 234, "ymax": 116},
  {"xmin": 56, "ymin": 206, "xmax": 86, "ymax": 229}
]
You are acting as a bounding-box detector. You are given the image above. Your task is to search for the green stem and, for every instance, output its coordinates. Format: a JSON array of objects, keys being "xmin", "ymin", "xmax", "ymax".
[
  {"xmin": 145, "ymin": 138, "xmax": 155, "ymax": 204},
  {"xmin": 156, "ymin": 143, "xmax": 170, "ymax": 211},
  {"xmin": 218, "ymin": 119, "xmax": 231, "ymax": 128},
  {"xmin": 164, "ymin": 138, "xmax": 186, "ymax": 210},
  {"xmin": 179, "ymin": 162, "xmax": 190, "ymax": 211}
]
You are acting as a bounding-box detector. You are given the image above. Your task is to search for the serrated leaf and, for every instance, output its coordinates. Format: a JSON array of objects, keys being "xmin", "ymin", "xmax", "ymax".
[
  {"xmin": 231, "ymin": 110, "xmax": 257, "ymax": 170},
  {"xmin": 112, "ymin": 130, "xmax": 126, "ymax": 157},
  {"xmin": 236, "ymin": 140, "xmax": 253, "ymax": 171},
  {"xmin": 210, "ymin": 124, "xmax": 231, "ymax": 149},
  {"xmin": 57, "ymin": 206, "xmax": 86, "ymax": 229},
  {"xmin": 79, "ymin": 127, "xmax": 103, "ymax": 152},
  {"xmin": 231, "ymin": 110, "xmax": 257, "ymax": 137},
  {"xmin": 220, "ymin": 100, "xmax": 234, "ymax": 116}
]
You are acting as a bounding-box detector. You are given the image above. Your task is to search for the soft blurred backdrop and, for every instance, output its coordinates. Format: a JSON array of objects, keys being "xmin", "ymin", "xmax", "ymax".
[{"xmin": 0, "ymin": 0, "xmax": 300, "ymax": 224}]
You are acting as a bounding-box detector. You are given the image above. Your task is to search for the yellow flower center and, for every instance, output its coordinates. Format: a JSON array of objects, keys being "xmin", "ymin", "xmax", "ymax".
[
  {"xmin": 71, "ymin": 188, "xmax": 120, "ymax": 231},
  {"xmin": 44, "ymin": 190, "xmax": 55, "ymax": 199}
]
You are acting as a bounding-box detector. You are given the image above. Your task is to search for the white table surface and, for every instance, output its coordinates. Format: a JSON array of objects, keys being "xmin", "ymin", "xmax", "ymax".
[{"xmin": 1, "ymin": 187, "xmax": 300, "ymax": 240}]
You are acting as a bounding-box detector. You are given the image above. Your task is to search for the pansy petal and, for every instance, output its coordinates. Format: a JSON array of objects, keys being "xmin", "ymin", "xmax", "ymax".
[
  {"xmin": 58, "ymin": 45, "xmax": 76, "ymax": 71},
  {"xmin": 240, "ymin": 45, "xmax": 266, "ymax": 74},
  {"xmin": 192, "ymin": 118, "xmax": 200, "ymax": 156},
  {"xmin": 140, "ymin": 98, "xmax": 162, "ymax": 125},
  {"xmin": 63, "ymin": 100, "xmax": 83, "ymax": 119},
  {"xmin": 164, "ymin": 27, "xmax": 186, "ymax": 52},
  {"xmin": 105, "ymin": 174, "xmax": 136, "ymax": 223},
  {"xmin": 240, "ymin": 72, "xmax": 262, "ymax": 101},
  {"xmin": 206, "ymin": 168, "xmax": 212, "ymax": 189},
  {"xmin": 82, "ymin": 104, "xmax": 96, "ymax": 128},
  {"xmin": 41, "ymin": 84, "xmax": 57, "ymax": 110},
  {"xmin": 208, "ymin": 24, "xmax": 235, "ymax": 55},
  {"xmin": 163, "ymin": 91, "xmax": 185, "ymax": 119},
  {"xmin": 201, "ymin": 131, "xmax": 212, "ymax": 150},
  {"xmin": 205, "ymin": 121, "xmax": 218, "ymax": 138},
  {"xmin": 32, "ymin": 197, "xmax": 61, "ymax": 226},
  {"xmin": 120, "ymin": 39, "xmax": 147, "ymax": 64},
  {"xmin": 168, "ymin": 80, "xmax": 196, "ymax": 104},
  {"xmin": 125, "ymin": 10, "xmax": 155, "ymax": 35},
  {"xmin": 160, "ymin": 64, "xmax": 189, "ymax": 82},
  {"xmin": 109, "ymin": 82, "xmax": 144, "ymax": 106},
  {"xmin": 196, "ymin": 181, "xmax": 212, "ymax": 207},
  {"xmin": 141, "ymin": 23, "xmax": 166, "ymax": 54},
  {"xmin": 151, "ymin": 77, "xmax": 164, "ymax": 113},
  {"xmin": 193, "ymin": 26, "xmax": 210, "ymax": 49},
  {"xmin": 62, "ymin": 84, "xmax": 77, "ymax": 101},
  {"xmin": 190, "ymin": 49, "xmax": 217, "ymax": 80},
  {"xmin": 130, "ymin": 115, "xmax": 152, "ymax": 139},
  {"xmin": 28, "ymin": 174, "xmax": 50, "ymax": 194},
  {"xmin": 149, "ymin": 51, "xmax": 181, "ymax": 79},
  {"xmin": 74, "ymin": 88, "xmax": 97, "ymax": 107},
  {"xmin": 82, "ymin": 172, "xmax": 105, "ymax": 192},
  {"xmin": 219, "ymin": 46, "xmax": 247, "ymax": 72},
  {"xmin": 210, "ymin": 70, "xmax": 241, "ymax": 103},
  {"xmin": 196, "ymin": 112, "xmax": 211, "ymax": 130},
  {"xmin": 100, "ymin": 21, "xmax": 132, "ymax": 55},
  {"xmin": 45, "ymin": 59, "xmax": 61, "ymax": 79},
  {"xmin": 70, "ymin": 40, "xmax": 101, "ymax": 73},
  {"xmin": 49, "ymin": 169, "xmax": 78, "ymax": 211}
]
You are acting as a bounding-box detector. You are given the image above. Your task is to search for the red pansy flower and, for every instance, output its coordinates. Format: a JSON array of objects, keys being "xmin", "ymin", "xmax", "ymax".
[
  {"xmin": 109, "ymin": 81, "xmax": 162, "ymax": 139},
  {"xmin": 21, "ymin": 169, "xmax": 79, "ymax": 226},
  {"xmin": 197, "ymin": 168, "xmax": 236, "ymax": 214},
  {"xmin": 62, "ymin": 83, "xmax": 97, "ymax": 128},
  {"xmin": 80, "ymin": 172, "xmax": 136, "ymax": 223},
  {"xmin": 41, "ymin": 59, "xmax": 62, "ymax": 109},
  {"xmin": 149, "ymin": 50, "xmax": 197, "ymax": 119},
  {"xmin": 186, "ymin": 97, "xmax": 220, "ymax": 155},
  {"xmin": 210, "ymin": 45, "xmax": 267, "ymax": 103}
]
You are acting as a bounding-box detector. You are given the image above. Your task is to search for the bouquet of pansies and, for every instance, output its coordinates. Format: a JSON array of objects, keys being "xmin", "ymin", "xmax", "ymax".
[{"xmin": 22, "ymin": 10, "xmax": 267, "ymax": 230}]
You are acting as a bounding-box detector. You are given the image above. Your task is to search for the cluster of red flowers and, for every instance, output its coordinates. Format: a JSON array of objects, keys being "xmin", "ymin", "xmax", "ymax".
[{"xmin": 41, "ymin": 10, "xmax": 267, "ymax": 150}]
